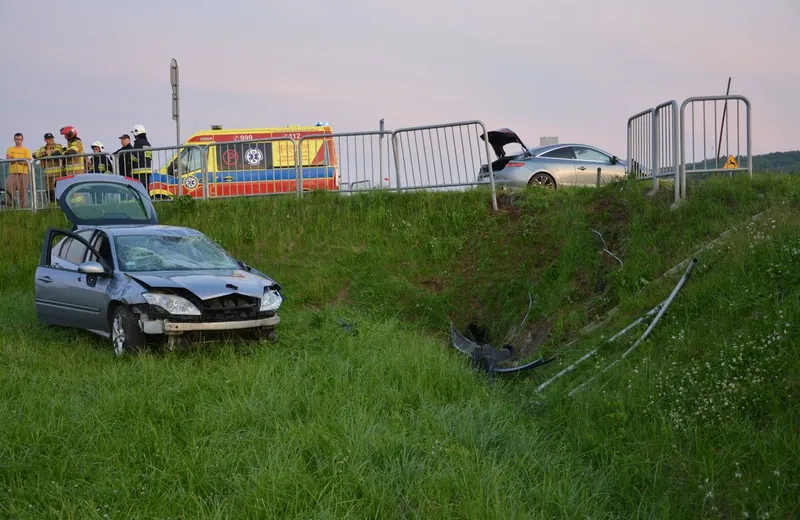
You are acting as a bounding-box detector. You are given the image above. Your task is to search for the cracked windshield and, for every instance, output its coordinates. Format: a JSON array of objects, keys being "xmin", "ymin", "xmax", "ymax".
[{"xmin": 114, "ymin": 235, "xmax": 240, "ymax": 272}]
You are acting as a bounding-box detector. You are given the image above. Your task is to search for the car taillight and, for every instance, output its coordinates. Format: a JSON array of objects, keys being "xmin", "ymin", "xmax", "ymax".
[{"xmin": 507, "ymin": 162, "xmax": 525, "ymax": 167}]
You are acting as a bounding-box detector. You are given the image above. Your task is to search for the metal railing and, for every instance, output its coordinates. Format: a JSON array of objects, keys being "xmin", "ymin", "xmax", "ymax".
[
  {"xmin": 298, "ymin": 131, "xmax": 394, "ymax": 194},
  {"xmin": 627, "ymin": 94, "xmax": 752, "ymax": 203},
  {"xmin": 114, "ymin": 144, "xmax": 208, "ymax": 200},
  {"xmin": 391, "ymin": 121, "xmax": 497, "ymax": 210},
  {"xmin": 0, "ymin": 159, "xmax": 36, "ymax": 211},
  {"xmin": 203, "ymin": 138, "xmax": 299, "ymax": 199},
  {"xmin": 626, "ymin": 108, "xmax": 656, "ymax": 183},
  {"xmin": 654, "ymin": 100, "xmax": 680, "ymax": 201},
  {"xmin": 32, "ymin": 152, "xmax": 116, "ymax": 207},
  {"xmin": 679, "ymin": 95, "xmax": 752, "ymax": 199}
]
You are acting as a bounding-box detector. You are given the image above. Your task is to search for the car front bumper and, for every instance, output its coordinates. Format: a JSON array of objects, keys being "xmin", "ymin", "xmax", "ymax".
[{"xmin": 139, "ymin": 315, "xmax": 280, "ymax": 335}]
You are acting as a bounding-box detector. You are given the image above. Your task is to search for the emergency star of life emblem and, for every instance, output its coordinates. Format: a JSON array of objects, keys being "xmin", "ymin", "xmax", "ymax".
[
  {"xmin": 183, "ymin": 175, "xmax": 199, "ymax": 190},
  {"xmin": 244, "ymin": 147, "xmax": 263, "ymax": 166}
]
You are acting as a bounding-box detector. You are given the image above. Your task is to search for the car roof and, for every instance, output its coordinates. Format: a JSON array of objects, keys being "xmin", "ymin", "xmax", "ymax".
[{"xmin": 529, "ymin": 143, "xmax": 613, "ymax": 155}]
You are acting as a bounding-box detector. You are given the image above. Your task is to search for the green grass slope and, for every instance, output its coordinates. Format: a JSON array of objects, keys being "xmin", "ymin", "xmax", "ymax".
[{"xmin": 0, "ymin": 175, "xmax": 798, "ymax": 518}]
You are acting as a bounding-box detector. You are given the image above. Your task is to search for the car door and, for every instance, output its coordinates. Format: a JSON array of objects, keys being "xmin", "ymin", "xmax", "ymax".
[
  {"xmin": 572, "ymin": 146, "xmax": 618, "ymax": 185},
  {"xmin": 538, "ymin": 146, "xmax": 577, "ymax": 185},
  {"xmin": 35, "ymin": 228, "xmax": 113, "ymax": 333}
]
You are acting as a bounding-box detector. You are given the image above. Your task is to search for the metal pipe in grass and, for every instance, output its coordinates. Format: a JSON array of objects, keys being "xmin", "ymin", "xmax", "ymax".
[
  {"xmin": 569, "ymin": 257, "xmax": 699, "ymax": 397},
  {"xmin": 534, "ymin": 299, "xmax": 666, "ymax": 394},
  {"xmin": 590, "ymin": 229, "xmax": 624, "ymax": 268}
]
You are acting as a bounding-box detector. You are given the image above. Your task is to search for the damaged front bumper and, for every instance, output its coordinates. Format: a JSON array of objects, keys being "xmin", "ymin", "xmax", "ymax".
[{"xmin": 139, "ymin": 314, "xmax": 280, "ymax": 335}]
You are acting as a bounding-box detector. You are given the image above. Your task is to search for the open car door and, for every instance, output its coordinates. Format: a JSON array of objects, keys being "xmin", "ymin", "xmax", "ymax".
[
  {"xmin": 55, "ymin": 174, "xmax": 158, "ymax": 228},
  {"xmin": 35, "ymin": 228, "xmax": 113, "ymax": 334}
]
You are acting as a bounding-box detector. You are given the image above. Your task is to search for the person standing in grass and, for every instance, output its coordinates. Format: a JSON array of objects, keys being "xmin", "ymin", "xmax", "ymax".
[{"xmin": 5, "ymin": 132, "xmax": 33, "ymax": 208}]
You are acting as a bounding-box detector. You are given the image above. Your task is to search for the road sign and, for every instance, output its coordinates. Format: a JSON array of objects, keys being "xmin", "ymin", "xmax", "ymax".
[
  {"xmin": 723, "ymin": 155, "xmax": 739, "ymax": 169},
  {"xmin": 170, "ymin": 58, "xmax": 179, "ymax": 121}
]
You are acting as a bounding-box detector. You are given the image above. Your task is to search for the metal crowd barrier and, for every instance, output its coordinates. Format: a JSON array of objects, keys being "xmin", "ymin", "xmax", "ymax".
[
  {"xmin": 627, "ymin": 94, "xmax": 752, "ymax": 203},
  {"xmin": 298, "ymin": 131, "xmax": 394, "ymax": 194},
  {"xmin": 391, "ymin": 121, "xmax": 497, "ymax": 205},
  {"xmin": 0, "ymin": 158, "xmax": 36, "ymax": 211},
  {"xmin": 32, "ymin": 152, "xmax": 115, "ymax": 207}
]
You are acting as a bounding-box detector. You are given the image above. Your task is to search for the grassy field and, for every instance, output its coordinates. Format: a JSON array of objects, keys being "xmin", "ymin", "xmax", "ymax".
[{"xmin": 1, "ymin": 174, "xmax": 798, "ymax": 518}]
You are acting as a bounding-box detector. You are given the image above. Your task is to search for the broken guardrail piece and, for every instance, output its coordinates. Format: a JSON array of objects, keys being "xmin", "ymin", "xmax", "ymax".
[{"xmin": 450, "ymin": 323, "xmax": 557, "ymax": 376}]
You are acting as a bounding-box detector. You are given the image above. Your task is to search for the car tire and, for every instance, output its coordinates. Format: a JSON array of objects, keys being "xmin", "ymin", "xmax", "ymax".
[
  {"xmin": 528, "ymin": 172, "xmax": 556, "ymax": 189},
  {"xmin": 110, "ymin": 305, "xmax": 145, "ymax": 356}
]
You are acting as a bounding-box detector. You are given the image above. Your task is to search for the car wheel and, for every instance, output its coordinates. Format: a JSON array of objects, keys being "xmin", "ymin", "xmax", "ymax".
[
  {"xmin": 528, "ymin": 172, "xmax": 556, "ymax": 189},
  {"xmin": 111, "ymin": 305, "xmax": 145, "ymax": 356}
]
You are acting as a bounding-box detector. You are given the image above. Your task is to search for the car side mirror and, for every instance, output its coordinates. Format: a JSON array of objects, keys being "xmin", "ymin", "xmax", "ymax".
[
  {"xmin": 78, "ymin": 261, "xmax": 109, "ymax": 276},
  {"xmin": 610, "ymin": 155, "xmax": 619, "ymax": 165}
]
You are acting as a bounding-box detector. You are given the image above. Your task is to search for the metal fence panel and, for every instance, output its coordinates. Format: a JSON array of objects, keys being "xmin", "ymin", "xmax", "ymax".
[
  {"xmin": 31, "ymin": 152, "xmax": 115, "ymax": 208},
  {"xmin": 654, "ymin": 100, "xmax": 681, "ymax": 201},
  {"xmin": 0, "ymin": 159, "xmax": 36, "ymax": 211},
  {"xmin": 202, "ymin": 138, "xmax": 300, "ymax": 199},
  {"xmin": 626, "ymin": 108, "xmax": 656, "ymax": 182},
  {"xmin": 114, "ymin": 144, "xmax": 207, "ymax": 201},
  {"xmin": 390, "ymin": 121, "xmax": 497, "ymax": 210},
  {"xmin": 298, "ymin": 131, "xmax": 394, "ymax": 194},
  {"xmin": 679, "ymin": 95, "xmax": 752, "ymax": 199}
]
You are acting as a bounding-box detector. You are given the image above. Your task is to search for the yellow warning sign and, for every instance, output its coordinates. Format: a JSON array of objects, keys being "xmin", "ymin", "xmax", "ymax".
[{"xmin": 723, "ymin": 155, "xmax": 739, "ymax": 169}]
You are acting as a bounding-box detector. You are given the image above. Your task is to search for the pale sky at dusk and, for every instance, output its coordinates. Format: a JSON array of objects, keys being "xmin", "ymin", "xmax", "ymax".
[{"xmin": 1, "ymin": 0, "xmax": 798, "ymax": 157}]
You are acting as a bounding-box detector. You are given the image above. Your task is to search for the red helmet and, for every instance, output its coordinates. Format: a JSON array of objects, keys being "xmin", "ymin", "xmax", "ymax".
[{"xmin": 60, "ymin": 126, "xmax": 78, "ymax": 140}]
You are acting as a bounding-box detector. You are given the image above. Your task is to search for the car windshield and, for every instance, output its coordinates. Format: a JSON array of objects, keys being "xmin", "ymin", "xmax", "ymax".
[{"xmin": 114, "ymin": 234, "xmax": 240, "ymax": 272}]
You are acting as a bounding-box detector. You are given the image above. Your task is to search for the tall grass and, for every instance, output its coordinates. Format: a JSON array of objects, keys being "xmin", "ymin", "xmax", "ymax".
[{"xmin": 0, "ymin": 174, "xmax": 798, "ymax": 518}]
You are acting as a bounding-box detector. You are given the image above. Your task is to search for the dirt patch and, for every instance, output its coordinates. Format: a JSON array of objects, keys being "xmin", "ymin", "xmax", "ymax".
[
  {"xmin": 416, "ymin": 277, "xmax": 445, "ymax": 295},
  {"xmin": 589, "ymin": 196, "xmax": 629, "ymax": 223},
  {"xmin": 511, "ymin": 318, "xmax": 553, "ymax": 360},
  {"xmin": 331, "ymin": 286, "xmax": 350, "ymax": 306}
]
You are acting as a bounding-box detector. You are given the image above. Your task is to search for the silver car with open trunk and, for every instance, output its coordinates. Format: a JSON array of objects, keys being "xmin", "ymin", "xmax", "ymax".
[{"xmin": 34, "ymin": 174, "xmax": 283, "ymax": 355}]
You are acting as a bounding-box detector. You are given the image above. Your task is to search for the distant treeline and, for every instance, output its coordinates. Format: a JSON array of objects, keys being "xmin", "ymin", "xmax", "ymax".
[{"xmin": 687, "ymin": 150, "xmax": 800, "ymax": 173}]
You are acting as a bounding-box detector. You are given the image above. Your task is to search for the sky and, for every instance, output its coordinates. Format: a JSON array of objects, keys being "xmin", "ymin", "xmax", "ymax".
[{"xmin": 1, "ymin": 0, "xmax": 798, "ymax": 158}]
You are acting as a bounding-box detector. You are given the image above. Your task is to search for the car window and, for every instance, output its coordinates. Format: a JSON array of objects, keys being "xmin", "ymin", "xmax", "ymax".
[
  {"xmin": 541, "ymin": 147, "xmax": 576, "ymax": 160},
  {"xmin": 88, "ymin": 232, "xmax": 115, "ymax": 268},
  {"xmin": 215, "ymin": 141, "xmax": 274, "ymax": 172},
  {"xmin": 179, "ymin": 147, "xmax": 203, "ymax": 171},
  {"xmin": 573, "ymin": 147, "xmax": 610, "ymax": 162},
  {"xmin": 63, "ymin": 239, "xmax": 88, "ymax": 265}
]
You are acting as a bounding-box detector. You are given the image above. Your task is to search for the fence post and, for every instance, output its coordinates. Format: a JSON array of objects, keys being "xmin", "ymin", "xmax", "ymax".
[
  {"xmin": 651, "ymin": 111, "xmax": 659, "ymax": 192},
  {"xmin": 596, "ymin": 167, "xmax": 601, "ymax": 187},
  {"xmin": 391, "ymin": 132, "xmax": 402, "ymax": 193}
]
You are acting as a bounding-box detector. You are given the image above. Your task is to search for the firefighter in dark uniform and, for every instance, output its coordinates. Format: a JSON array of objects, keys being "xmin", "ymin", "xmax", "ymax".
[
  {"xmin": 130, "ymin": 124, "xmax": 152, "ymax": 193},
  {"xmin": 114, "ymin": 133, "xmax": 135, "ymax": 177}
]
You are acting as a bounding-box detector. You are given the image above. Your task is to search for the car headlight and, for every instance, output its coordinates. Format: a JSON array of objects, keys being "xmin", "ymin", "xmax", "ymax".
[
  {"xmin": 142, "ymin": 292, "xmax": 201, "ymax": 316},
  {"xmin": 260, "ymin": 289, "xmax": 282, "ymax": 312}
]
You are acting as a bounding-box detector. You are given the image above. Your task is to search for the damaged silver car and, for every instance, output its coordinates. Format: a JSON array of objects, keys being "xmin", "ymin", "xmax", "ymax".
[{"xmin": 34, "ymin": 174, "xmax": 283, "ymax": 355}]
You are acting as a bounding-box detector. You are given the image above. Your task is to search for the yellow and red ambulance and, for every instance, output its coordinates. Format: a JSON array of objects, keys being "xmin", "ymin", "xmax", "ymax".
[{"xmin": 149, "ymin": 123, "xmax": 338, "ymax": 198}]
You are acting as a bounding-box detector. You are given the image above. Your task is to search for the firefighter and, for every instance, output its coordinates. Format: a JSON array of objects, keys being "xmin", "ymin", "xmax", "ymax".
[
  {"xmin": 60, "ymin": 126, "xmax": 86, "ymax": 175},
  {"xmin": 114, "ymin": 133, "xmax": 135, "ymax": 177},
  {"xmin": 33, "ymin": 132, "xmax": 65, "ymax": 203},
  {"xmin": 130, "ymin": 124, "xmax": 152, "ymax": 192},
  {"xmin": 87, "ymin": 141, "xmax": 113, "ymax": 173}
]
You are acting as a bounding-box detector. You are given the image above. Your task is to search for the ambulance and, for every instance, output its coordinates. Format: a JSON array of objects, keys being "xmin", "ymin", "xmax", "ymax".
[{"xmin": 148, "ymin": 123, "xmax": 338, "ymax": 199}]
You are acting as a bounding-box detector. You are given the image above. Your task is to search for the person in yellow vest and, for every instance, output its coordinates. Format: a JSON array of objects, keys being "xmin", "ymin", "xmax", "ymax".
[
  {"xmin": 33, "ymin": 132, "xmax": 65, "ymax": 203},
  {"xmin": 5, "ymin": 132, "xmax": 33, "ymax": 209},
  {"xmin": 60, "ymin": 126, "xmax": 85, "ymax": 175}
]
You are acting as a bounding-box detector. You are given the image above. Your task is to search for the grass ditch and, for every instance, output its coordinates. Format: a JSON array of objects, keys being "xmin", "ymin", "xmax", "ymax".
[{"xmin": 0, "ymin": 174, "xmax": 798, "ymax": 517}]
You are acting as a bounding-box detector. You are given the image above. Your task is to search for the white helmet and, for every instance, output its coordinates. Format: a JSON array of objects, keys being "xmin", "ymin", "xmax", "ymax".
[
  {"xmin": 91, "ymin": 141, "xmax": 104, "ymax": 152},
  {"xmin": 131, "ymin": 124, "xmax": 146, "ymax": 137}
]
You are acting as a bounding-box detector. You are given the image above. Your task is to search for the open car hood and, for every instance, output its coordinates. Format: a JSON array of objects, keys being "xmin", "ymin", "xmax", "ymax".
[
  {"xmin": 55, "ymin": 174, "xmax": 158, "ymax": 227},
  {"xmin": 127, "ymin": 269, "xmax": 278, "ymax": 300},
  {"xmin": 480, "ymin": 128, "xmax": 530, "ymax": 159}
]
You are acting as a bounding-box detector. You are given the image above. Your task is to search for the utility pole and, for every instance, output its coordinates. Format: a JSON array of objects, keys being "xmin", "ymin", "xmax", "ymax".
[{"xmin": 170, "ymin": 58, "xmax": 182, "ymax": 177}]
